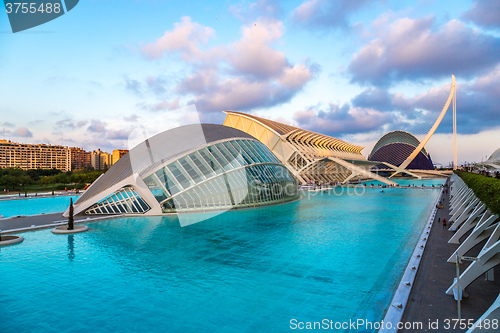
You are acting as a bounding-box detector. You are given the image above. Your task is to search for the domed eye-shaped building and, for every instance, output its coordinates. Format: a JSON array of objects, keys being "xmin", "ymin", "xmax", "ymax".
[
  {"xmin": 488, "ymin": 148, "xmax": 500, "ymax": 164},
  {"xmin": 66, "ymin": 124, "xmax": 299, "ymax": 216},
  {"xmin": 475, "ymin": 148, "xmax": 500, "ymax": 170},
  {"xmin": 368, "ymin": 131, "xmax": 434, "ymax": 170}
]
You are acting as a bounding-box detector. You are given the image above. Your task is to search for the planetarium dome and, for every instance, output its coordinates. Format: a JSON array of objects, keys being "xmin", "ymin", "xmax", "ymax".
[{"xmin": 368, "ymin": 131, "xmax": 434, "ymax": 170}]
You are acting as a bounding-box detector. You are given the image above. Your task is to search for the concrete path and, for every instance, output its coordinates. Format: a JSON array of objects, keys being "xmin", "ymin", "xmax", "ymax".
[
  {"xmin": 0, "ymin": 192, "xmax": 81, "ymax": 201},
  {"xmin": 0, "ymin": 212, "xmax": 94, "ymax": 233},
  {"xmin": 400, "ymin": 183, "xmax": 500, "ymax": 332}
]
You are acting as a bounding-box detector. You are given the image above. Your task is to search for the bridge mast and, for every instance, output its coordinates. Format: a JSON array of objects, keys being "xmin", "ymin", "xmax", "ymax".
[{"xmin": 453, "ymin": 80, "xmax": 457, "ymax": 170}]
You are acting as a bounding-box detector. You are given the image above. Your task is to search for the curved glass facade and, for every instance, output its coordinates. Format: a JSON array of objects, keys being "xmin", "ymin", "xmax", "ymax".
[
  {"xmin": 142, "ymin": 138, "xmax": 299, "ymax": 213},
  {"xmin": 81, "ymin": 133, "xmax": 299, "ymax": 216},
  {"xmin": 85, "ymin": 187, "xmax": 151, "ymax": 215}
]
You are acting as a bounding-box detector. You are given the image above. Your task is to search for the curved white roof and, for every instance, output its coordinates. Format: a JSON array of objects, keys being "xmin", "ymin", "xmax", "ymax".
[
  {"xmin": 76, "ymin": 124, "xmax": 255, "ymax": 205},
  {"xmin": 488, "ymin": 148, "xmax": 500, "ymax": 162}
]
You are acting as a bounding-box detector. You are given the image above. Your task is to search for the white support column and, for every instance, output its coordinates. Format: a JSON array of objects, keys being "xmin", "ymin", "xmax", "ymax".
[
  {"xmin": 453, "ymin": 82, "xmax": 457, "ymax": 170},
  {"xmin": 447, "ymin": 215, "xmax": 498, "ymax": 263},
  {"xmin": 449, "ymin": 197, "xmax": 480, "ymax": 232},
  {"xmin": 448, "ymin": 204, "xmax": 487, "ymax": 244},
  {"xmin": 481, "ymin": 217, "xmax": 500, "ymax": 255},
  {"xmin": 450, "ymin": 190, "xmax": 475, "ymax": 218},
  {"xmin": 451, "ymin": 184, "xmax": 470, "ymax": 206},
  {"xmin": 450, "ymin": 185, "xmax": 469, "ymax": 210},
  {"xmin": 446, "ymin": 239, "xmax": 500, "ymax": 296}
]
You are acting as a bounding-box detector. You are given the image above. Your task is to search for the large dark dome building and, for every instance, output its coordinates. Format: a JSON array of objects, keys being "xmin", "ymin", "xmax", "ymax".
[{"xmin": 368, "ymin": 131, "xmax": 434, "ymax": 170}]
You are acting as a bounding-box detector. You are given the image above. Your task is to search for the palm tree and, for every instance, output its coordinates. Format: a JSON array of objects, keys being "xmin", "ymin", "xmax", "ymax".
[{"xmin": 68, "ymin": 198, "xmax": 74, "ymax": 230}]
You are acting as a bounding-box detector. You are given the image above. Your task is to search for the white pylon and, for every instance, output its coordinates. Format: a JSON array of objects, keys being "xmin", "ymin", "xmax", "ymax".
[{"xmin": 453, "ymin": 80, "xmax": 458, "ymax": 170}]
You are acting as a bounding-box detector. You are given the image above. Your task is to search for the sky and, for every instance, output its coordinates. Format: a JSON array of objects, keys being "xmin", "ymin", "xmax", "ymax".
[{"xmin": 1, "ymin": 0, "xmax": 499, "ymax": 166}]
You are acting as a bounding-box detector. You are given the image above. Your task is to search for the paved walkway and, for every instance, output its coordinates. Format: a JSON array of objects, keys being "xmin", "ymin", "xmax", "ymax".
[
  {"xmin": 0, "ymin": 192, "xmax": 80, "ymax": 201},
  {"xmin": 400, "ymin": 181, "xmax": 500, "ymax": 332},
  {"xmin": 0, "ymin": 212, "xmax": 99, "ymax": 233}
]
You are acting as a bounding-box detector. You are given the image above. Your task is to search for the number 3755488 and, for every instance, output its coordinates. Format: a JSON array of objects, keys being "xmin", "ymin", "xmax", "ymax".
[{"xmin": 6, "ymin": 2, "xmax": 61, "ymax": 14}]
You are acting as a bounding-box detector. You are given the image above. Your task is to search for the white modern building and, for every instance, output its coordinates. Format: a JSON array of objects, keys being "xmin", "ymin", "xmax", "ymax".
[{"xmin": 66, "ymin": 124, "xmax": 299, "ymax": 216}]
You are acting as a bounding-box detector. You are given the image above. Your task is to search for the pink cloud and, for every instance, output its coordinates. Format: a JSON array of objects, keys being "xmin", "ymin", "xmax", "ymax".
[
  {"xmin": 227, "ymin": 19, "xmax": 287, "ymax": 79},
  {"xmin": 160, "ymin": 18, "xmax": 318, "ymax": 112},
  {"xmin": 14, "ymin": 127, "xmax": 33, "ymax": 138},
  {"xmin": 140, "ymin": 16, "xmax": 216, "ymax": 61},
  {"xmin": 348, "ymin": 16, "xmax": 500, "ymax": 86},
  {"xmin": 142, "ymin": 99, "xmax": 180, "ymax": 112}
]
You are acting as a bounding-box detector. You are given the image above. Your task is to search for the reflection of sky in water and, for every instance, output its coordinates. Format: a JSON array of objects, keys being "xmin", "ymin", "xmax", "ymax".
[
  {"xmin": 1, "ymin": 187, "xmax": 439, "ymax": 333},
  {"xmin": 0, "ymin": 195, "xmax": 79, "ymax": 218}
]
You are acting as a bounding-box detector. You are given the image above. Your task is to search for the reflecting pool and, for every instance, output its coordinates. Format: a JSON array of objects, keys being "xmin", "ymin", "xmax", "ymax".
[
  {"xmin": 0, "ymin": 195, "xmax": 79, "ymax": 218},
  {"xmin": 0, "ymin": 186, "xmax": 440, "ymax": 332}
]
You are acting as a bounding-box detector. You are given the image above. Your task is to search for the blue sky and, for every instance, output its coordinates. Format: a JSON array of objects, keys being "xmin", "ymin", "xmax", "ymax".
[{"xmin": 1, "ymin": 0, "xmax": 499, "ymax": 165}]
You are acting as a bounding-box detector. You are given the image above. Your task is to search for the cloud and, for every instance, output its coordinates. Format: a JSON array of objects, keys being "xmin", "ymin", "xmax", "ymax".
[
  {"xmin": 172, "ymin": 19, "xmax": 317, "ymax": 113},
  {"xmin": 87, "ymin": 120, "xmax": 107, "ymax": 133},
  {"xmin": 1, "ymin": 121, "xmax": 15, "ymax": 128},
  {"xmin": 230, "ymin": 0, "xmax": 284, "ymax": 22},
  {"xmin": 124, "ymin": 114, "xmax": 140, "ymax": 122},
  {"xmin": 14, "ymin": 127, "xmax": 33, "ymax": 138},
  {"xmin": 227, "ymin": 19, "xmax": 287, "ymax": 79},
  {"xmin": 296, "ymin": 68, "xmax": 500, "ymax": 139},
  {"xmin": 462, "ymin": 0, "xmax": 500, "ymax": 29},
  {"xmin": 55, "ymin": 119, "xmax": 88, "ymax": 129},
  {"xmin": 136, "ymin": 18, "xmax": 316, "ymax": 114},
  {"xmin": 351, "ymin": 88, "xmax": 394, "ymax": 111},
  {"xmin": 107, "ymin": 129, "xmax": 132, "ymax": 141},
  {"xmin": 291, "ymin": 0, "xmax": 378, "ymax": 30},
  {"xmin": 140, "ymin": 99, "xmax": 180, "ymax": 112},
  {"xmin": 140, "ymin": 16, "xmax": 216, "ymax": 61},
  {"xmin": 348, "ymin": 17, "xmax": 500, "ymax": 86},
  {"xmin": 145, "ymin": 76, "xmax": 168, "ymax": 95},
  {"xmin": 125, "ymin": 77, "xmax": 142, "ymax": 95},
  {"xmin": 293, "ymin": 103, "xmax": 393, "ymax": 136}
]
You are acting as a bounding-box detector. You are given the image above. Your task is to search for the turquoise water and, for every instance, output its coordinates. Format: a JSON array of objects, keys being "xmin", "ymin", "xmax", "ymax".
[
  {"xmin": 0, "ymin": 195, "xmax": 79, "ymax": 218},
  {"xmin": 0, "ymin": 187, "xmax": 440, "ymax": 332},
  {"xmin": 362, "ymin": 178, "xmax": 445, "ymax": 187}
]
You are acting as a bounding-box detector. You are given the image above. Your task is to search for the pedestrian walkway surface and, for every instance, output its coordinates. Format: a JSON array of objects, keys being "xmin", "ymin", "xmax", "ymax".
[
  {"xmin": 400, "ymin": 186, "xmax": 500, "ymax": 332},
  {"xmin": 0, "ymin": 213, "xmax": 93, "ymax": 232}
]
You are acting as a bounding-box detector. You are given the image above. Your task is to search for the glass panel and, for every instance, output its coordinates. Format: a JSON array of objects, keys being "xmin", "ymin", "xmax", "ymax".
[
  {"xmin": 198, "ymin": 148, "xmax": 224, "ymax": 174},
  {"xmin": 248, "ymin": 140, "xmax": 273, "ymax": 163},
  {"xmin": 136, "ymin": 198, "xmax": 149, "ymax": 210},
  {"xmin": 189, "ymin": 151, "xmax": 215, "ymax": 179},
  {"xmin": 207, "ymin": 145, "xmax": 232, "ymax": 171},
  {"xmin": 239, "ymin": 140, "xmax": 265, "ymax": 163},
  {"xmin": 157, "ymin": 167, "xmax": 182, "ymax": 195},
  {"xmin": 143, "ymin": 174, "xmax": 169, "ymax": 202},
  {"xmin": 222, "ymin": 141, "xmax": 247, "ymax": 167},
  {"xmin": 227, "ymin": 141, "xmax": 253, "ymax": 165},
  {"xmin": 167, "ymin": 161, "xmax": 194, "ymax": 190},
  {"xmin": 216, "ymin": 143, "xmax": 242, "ymax": 168},
  {"xmin": 178, "ymin": 156, "xmax": 205, "ymax": 184}
]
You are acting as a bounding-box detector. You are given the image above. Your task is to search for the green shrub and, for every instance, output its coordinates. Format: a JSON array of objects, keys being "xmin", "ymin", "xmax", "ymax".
[{"xmin": 455, "ymin": 171, "xmax": 500, "ymax": 216}]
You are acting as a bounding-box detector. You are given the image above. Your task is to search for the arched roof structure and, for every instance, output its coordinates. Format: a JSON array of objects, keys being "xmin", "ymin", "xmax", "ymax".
[
  {"xmin": 223, "ymin": 111, "xmax": 397, "ymax": 186},
  {"xmin": 223, "ymin": 111, "xmax": 364, "ymax": 154},
  {"xmin": 68, "ymin": 124, "xmax": 299, "ymax": 217}
]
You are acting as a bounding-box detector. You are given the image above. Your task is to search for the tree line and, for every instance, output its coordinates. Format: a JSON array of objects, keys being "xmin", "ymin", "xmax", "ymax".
[{"xmin": 0, "ymin": 167, "xmax": 104, "ymax": 189}]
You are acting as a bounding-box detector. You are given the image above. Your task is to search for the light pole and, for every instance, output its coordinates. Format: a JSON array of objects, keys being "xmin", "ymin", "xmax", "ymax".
[{"xmin": 455, "ymin": 255, "xmax": 479, "ymax": 319}]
